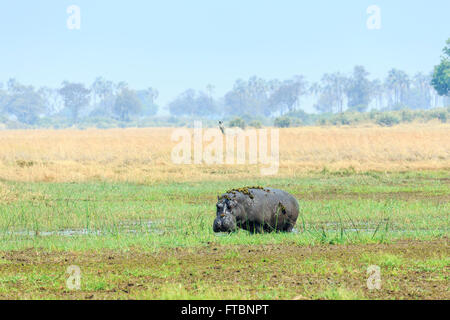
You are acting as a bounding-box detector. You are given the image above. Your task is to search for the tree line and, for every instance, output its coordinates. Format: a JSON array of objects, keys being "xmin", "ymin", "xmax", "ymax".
[
  {"xmin": 170, "ymin": 66, "xmax": 448, "ymax": 118},
  {"xmin": 1, "ymin": 39, "xmax": 449, "ymax": 127},
  {"xmin": 169, "ymin": 38, "xmax": 449, "ymax": 118},
  {"xmin": 0, "ymin": 77, "xmax": 159, "ymax": 125}
]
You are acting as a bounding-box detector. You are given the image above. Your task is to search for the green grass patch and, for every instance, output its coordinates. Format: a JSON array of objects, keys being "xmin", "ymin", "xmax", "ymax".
[{"xmin": 0, "ymin": 171, "xmax": 448, "ymax": 251}]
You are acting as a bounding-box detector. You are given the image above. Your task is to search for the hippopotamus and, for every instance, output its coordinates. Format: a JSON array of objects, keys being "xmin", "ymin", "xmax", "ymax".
[{"xmin": 213, "ymin": 187, "xmax": 299, "ymax": 233}]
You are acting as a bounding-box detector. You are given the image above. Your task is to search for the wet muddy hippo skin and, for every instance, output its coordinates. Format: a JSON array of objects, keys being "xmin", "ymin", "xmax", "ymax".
[{"xmin": 213, "ymin": 187, "xmax": 299, "ymax": 233}]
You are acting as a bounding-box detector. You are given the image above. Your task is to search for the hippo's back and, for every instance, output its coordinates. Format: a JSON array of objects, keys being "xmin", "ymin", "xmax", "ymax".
[
  {"xmin": 252, "ymin": 187, "xmax": 299, "ymax": 215},
  {"xmin": 228, "ymin": 187, "xmax": 299, "ymax": 232}
]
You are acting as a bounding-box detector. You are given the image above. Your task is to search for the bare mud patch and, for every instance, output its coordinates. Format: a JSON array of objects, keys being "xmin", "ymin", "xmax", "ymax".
[{"xmin": 0, "ymin": 239, "xmax": 448, "ymax": 300}]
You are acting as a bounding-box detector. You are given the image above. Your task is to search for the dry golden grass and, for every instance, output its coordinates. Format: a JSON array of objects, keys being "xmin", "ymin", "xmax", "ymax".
[
  {"xmin": 0, "ymin": 123, "xmax": 449, "ymax": 183},
  {"xmin": 0, "ymin": 182, "xmax": 18, "ymax": 203}
]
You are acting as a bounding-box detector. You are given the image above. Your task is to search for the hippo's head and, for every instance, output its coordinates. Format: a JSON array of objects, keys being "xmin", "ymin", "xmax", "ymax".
[{"xmin": 213, "ymin": 197, "xmax": 239, "ymax": 233}]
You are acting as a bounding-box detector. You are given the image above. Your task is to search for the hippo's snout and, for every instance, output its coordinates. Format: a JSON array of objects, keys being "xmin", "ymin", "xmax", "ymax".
[
  {"xmin": 213, "ymin": 218, "xmax": 222, "ymax": 232},
  {"xmin": 213, "ymin": 213, "xmax": 237, "ymax": 233}
]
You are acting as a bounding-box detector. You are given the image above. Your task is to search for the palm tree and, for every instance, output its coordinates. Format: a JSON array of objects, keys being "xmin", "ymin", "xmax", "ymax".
[
  {"xmin": 385, "ymin": 69, "xmax": 410, "ymax": 108},
  {"xmin": 371, "ymin": 79, "xmax": 384, "ymax": 109},
  {"xmin": 320, "ymin": 73, "xmax": 348, "ymax": 113}
]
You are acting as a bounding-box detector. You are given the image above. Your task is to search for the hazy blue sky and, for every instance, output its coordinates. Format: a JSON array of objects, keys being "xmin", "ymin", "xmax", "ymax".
[{"xmin": 0, "ymin": 0, "xmax": 449, "ymax": 109}]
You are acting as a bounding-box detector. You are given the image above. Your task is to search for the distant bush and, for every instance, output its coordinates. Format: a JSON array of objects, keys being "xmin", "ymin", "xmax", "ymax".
[
  {"xmin": 334, "ymin": 114, "xmax": 351, "ymax": 125},
  {"xmin": 369, "ymin": 110, "xmax": 379, "ymax": 120},
  {"xmin": 274, "ymin": 117, "xmax": 291, "ymax": 128},
  {"xmin": 433, "ymin": 111, "xmax": 447, "ymax": 123},
  {"xmin": 1, "ymin": 106, "xmax": 449, "ymax": 130},
  {"xmin": 228, "ymin": 117, "xmax": 246, "ymax": 129},
  {"xmin": 400, "ymin": 110, "xmax": 415, "ymax": 123},
  {"xmin": 248, "ymin": 120, "xmax": 262, "ymax": 128},
  {"xmin": 376, "ymin": 114, "xmax": 400, "ymax": 126},
  {"xmin": 284, "ymin": 109, "xmax": 310, "ymax": 124}
]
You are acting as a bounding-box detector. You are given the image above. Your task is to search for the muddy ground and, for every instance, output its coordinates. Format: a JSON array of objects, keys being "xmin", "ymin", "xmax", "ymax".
[{"xmin": 0, "ymin": 239, "xmax": 448, "ymax": 300}]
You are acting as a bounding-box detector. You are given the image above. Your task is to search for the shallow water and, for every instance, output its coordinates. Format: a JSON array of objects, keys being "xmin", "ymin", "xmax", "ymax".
[
  {"xmin": 2, "ymin": 219, "xmax": 447, "ymax": 238},
  {"xmin": 2, "ymin": 220, "xmax": 155, "ymax": 238}
]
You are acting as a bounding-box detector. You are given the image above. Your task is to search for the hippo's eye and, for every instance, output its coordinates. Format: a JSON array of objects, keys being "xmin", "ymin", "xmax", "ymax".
[{"xmin": 227, "ymin": 200, "xmax": 236, "ymax": 208}]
